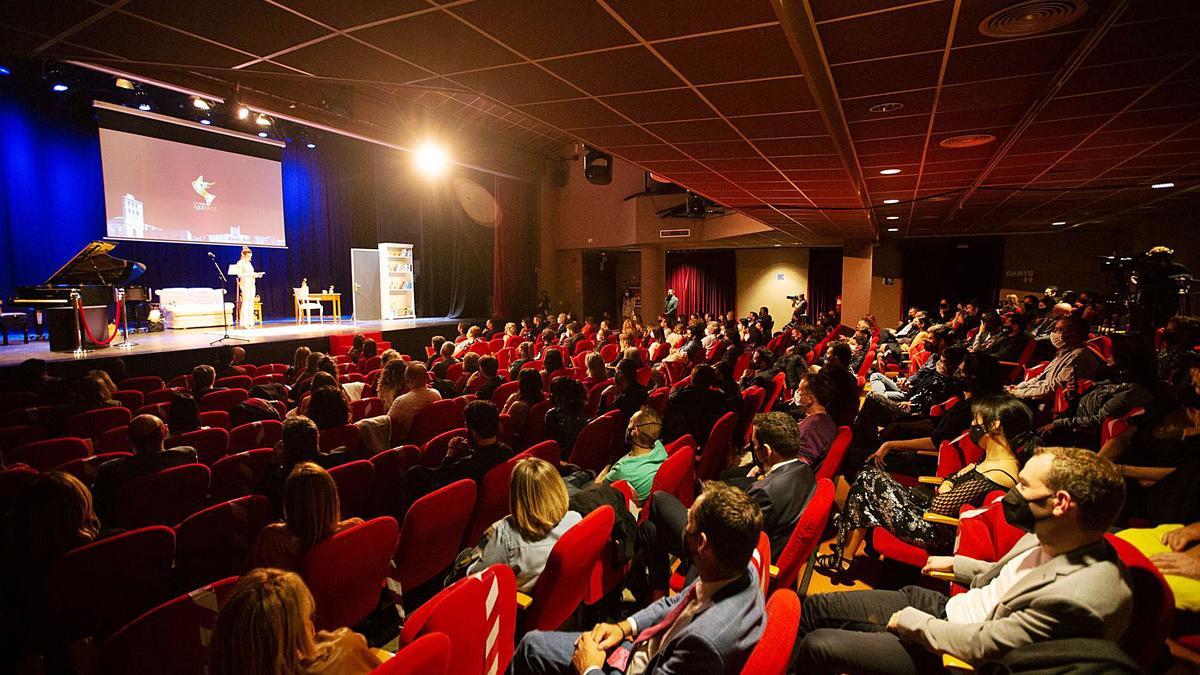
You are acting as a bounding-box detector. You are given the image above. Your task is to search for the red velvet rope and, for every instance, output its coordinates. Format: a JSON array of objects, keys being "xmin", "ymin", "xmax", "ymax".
[{"xmin": 74, "ymin": 297, "xmax": 123, "ymax": 346}]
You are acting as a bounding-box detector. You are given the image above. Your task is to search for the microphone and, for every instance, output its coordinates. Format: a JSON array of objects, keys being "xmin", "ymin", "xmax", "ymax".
[{"xmin": 207, "ymin": 251, "xmax": 216, "ymax": 259}]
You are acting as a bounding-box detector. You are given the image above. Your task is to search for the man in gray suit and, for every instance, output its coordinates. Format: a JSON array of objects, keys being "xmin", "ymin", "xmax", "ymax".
[
  {"xmin": 510, "ymin": 482, "xmax": 766, "ymax": 675},
  {"xmin": 663, "ymin": 289, "xmax": 679, "ymax": 325},
  {"xmin": 794, "ymin": 446, "xmax": 1131, "ymax": 673}
]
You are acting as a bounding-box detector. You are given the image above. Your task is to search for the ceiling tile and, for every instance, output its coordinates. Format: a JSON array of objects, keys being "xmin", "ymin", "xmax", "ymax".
[
  {"xmin": 450, "ymin": 0, "xmax": 634, "ymax": 59},
  {"xmin": 274, "ymin": 0, "xmax": 430, "ymax": 29},
  {"xmin": 517, "ymin": 98, "xmax": 628, "ymax": 128},
  {"xmin": 605, "ymin": 0, "xmax": 778, "ymax": 41},
  {"xmin": 126, "ymin": 0, "xmax": 328, "ymax": 55},
  {"xmin": 571, "ymin": 124, "xmax": 661, "ymax": 147},
  {"xmin": 272, "ymin": 35, "xmax": 428, "ymax": 82},
  {"xmin": 601, "ymin": 89, "xmax": 715, "ymax": 122},
  {"xmin": 540, "ymin": 46, "xmax": 684, "ymax": 95},
  {"xmin": 809, "ymin": 0, "xmax": 935, "ymax": 23},
  {"xmin": 730, "ymin": 111, "xmax": 827, "ymax": 138},
  {"xmin": 819, "ymin": 1, "xmax": 953, "ymax": 64},
  {"xmin": 610, "ymin": 144, "xmax": 688, "ymax": 161},
  {"xmin": 653, "ymin": 25, "xmax": 800, "ymax": 85},
  {"xmin": 644, "ymin": 119, "xmax": 741, "ymax": 143},
  {"xmin": 675, "ymin": 140, "xmax": 759, "ymax": 159},
  {"xmin": 700, "ymin": 76, "xmax": 816, "ymax": 115},
  {"xmin": 66, "ymin": 12, "xmax": 250, "ymax": 68},
  {"xmin": 754, "ymin": 136, "xmax": 838, "ymax": 156},
  {"xmin": 831, "ymin": 52, "xmax": 942, "ymax": 98},
  {"xmin": 945, "ymin": 34, "xmax": 1082, "ymax": 85},
  {"xmin": 450, "ymin": 64, "xmax": 580, "ymax": 105},
  {"xmin": 4, "ymin": 1, "xmax": 111, "ymax": 42},
  {"xmin": 354, "ymin": 11, "xmax": 520, "ymax": 73}
]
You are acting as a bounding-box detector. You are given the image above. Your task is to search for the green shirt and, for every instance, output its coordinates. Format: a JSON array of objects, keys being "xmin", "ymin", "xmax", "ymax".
[{"xmin": 606, "ymin": 440, "xmax": 668, "ymax": 501}]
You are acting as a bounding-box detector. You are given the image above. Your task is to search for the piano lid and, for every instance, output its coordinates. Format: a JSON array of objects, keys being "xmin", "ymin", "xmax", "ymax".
[{"xmin": 44, "ymin": 240, "xmax": 146, "ymax": 287}]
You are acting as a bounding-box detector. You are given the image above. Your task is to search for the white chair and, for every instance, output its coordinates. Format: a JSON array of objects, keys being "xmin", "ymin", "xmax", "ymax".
[{"xmin": 295, "ymin": 287, "xmax": 324, "ymax": 324}]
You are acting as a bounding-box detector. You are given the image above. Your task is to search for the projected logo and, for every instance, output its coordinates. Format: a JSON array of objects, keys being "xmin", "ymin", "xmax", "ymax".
[{"xmin": 191, "ymin": 175, "xmax": 216, "ymax": 210}]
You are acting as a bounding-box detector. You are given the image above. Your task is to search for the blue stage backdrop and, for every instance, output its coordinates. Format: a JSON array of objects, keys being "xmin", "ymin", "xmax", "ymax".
[{"xmin": 0, "ymin": 86, "xmax": 537, "ymax": 320}]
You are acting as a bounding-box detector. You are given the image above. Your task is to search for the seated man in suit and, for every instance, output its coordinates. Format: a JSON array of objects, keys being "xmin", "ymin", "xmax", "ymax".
[
  {"xmin": 511, "ymin": 482, "xmax": 765, "ymax": 675},
  {"xmin": 794, "ymin": 446, "xmax": 1132, "ymax": 673},
  {"xmin": 639, "ymin": 412, "xmax": 815, "ymax": 595},
  {"xmin": 92, "ymin": 414, "xmax": 198, "ymax": 520}
]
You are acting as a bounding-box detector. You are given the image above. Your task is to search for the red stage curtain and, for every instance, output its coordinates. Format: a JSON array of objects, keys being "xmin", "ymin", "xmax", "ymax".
[{"xmin": 665, "ymin": 250, "xmax": 735, "ymax": 318}]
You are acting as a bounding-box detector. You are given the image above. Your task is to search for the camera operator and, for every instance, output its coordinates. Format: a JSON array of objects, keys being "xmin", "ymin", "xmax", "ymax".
[{"xmin": 786, "ymin": 292, "xmax": 808, "ymax": 327}]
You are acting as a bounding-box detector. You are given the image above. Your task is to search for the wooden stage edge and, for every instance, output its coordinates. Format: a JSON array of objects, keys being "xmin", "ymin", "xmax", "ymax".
[{"xmin": 0, "ymin": 317, "xmax": 476, "ymax": 379}]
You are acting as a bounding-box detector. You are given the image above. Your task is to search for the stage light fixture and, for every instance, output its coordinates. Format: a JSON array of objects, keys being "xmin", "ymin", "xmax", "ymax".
[
  {"xmin": 52, "ymin": 83, "xmax": 69, "ymax": 92},
  {"xmin": 415, "ymin": 142, "xmax": 448, "ymax": 176},
  {"xmin": 258, "ymin": 131, "xmax": 269, "ymax": 138},
  {"xmin": 237, "ymin": 106, "xmax": 250, "ymax": 120},
  {"xmin": 255, "ymin": 113, "xmax": 271, "ymax": 127},
  {"xmin": 192, "ymin": 97, "xmax": 211, "ymax": 110},
  {"xmin": 883, "ymin": 199, "xmax": 900, "ymax": 204},
  {"xmin": 0, "ymin": 66, "xmax": 10, "ymax": 76},
  {"xmin": 1151, "ymin": 182, "xmax": 1175, "ymax": 189},
  {"xmin": 879, "ymin": 168, "xmax": 901, "ymax": 175},
  {"xmin": 115, "ymin": 77, "xmax": 135, "ymax": 90}
]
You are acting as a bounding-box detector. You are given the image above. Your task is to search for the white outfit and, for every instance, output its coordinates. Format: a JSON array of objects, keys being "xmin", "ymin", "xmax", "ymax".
[{"xmin": 232, "ymin": 258, "xmax": 258, "ymax": 329}]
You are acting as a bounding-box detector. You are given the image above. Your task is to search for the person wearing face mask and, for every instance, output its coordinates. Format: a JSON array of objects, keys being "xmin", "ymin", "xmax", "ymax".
[
  {"xmin": 851, "ymin": 347, "xmax": 967, "ymax": 453},
  {"xmin": 1007, "ymin": 315, "xmax": 1099, "ymax": 402},
  {"xmin": 968, "ymin": 311, "xmax": 1004, "ymax": 353},
  {"xmin": 983, "ymin": 311, "xmax": 1033, "ymax": 363},
  {"xmin": 661, "ymin": 364, "xmax": 735, "ymax": 444},
  {"xmin": 598, "ymin": 407, "xmax": 668, "ymax": 503},
  {"xmin": 817, "ymin": 395, "xmax": 1031, "ymax": 579},
  {"xmin": 794, "ymin": 446, "xmax": 1131, "ymax": 673},
  {"xmin": 789, "ymin": 372, "xmax": 839, "ymax": 467}
]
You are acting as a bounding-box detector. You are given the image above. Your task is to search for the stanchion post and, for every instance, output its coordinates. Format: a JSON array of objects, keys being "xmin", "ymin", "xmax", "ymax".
[{"xmin": 71, "ymin": 290, "xmax": 87, "ymax": 358}]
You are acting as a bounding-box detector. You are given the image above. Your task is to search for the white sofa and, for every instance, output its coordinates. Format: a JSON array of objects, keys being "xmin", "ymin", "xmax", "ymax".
[{"xmin": 156, "ymin": 287, "xmax": 234, "ymax": 330}]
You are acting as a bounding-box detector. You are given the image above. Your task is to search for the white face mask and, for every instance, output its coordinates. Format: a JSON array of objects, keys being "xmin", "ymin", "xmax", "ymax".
[{"xmin": 1050, "ymin": 331, "xmax": 1066, "ymax": 350}]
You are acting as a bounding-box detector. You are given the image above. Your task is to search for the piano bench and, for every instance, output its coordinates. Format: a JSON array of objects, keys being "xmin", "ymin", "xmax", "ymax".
[{"xmin": 0, "ymin": 312, "xmax": 29, "ymax": 345}]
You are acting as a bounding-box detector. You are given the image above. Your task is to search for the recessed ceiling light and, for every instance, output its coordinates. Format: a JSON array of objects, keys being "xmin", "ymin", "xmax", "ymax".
[
  {"xmin": 773, "ymin": 244, "xmax": 781, "ymax": 247},
  {"xmin": 1052, "ymin": 221, "xmax": 1066, "ymax": 226},
  {"xmin": 192, "ymin": 97, "xmax": 210, "ymax": 111},
  {"xmin": 879, "ymin": 168, "xmax": 902, "ymax": 175},
  {"xmin": 887, "ymin": 227, "xmax": 899, "ymax": 232},
  {"xmin": 940, "ymin": 133, "xmax": 997, "ymax": 148},
  {"xmin": 51, "ymin": 83, "xmax": 69, "ymax": 92},
  {"xmin": 199, "ymin": 118, "xmax": 211, "ymax": 125},
  {"xmin": 883, "ymin": 199, "xmax": 900, "ymax": 204},
  {"xmin": 114, "ymin": 77, "xmax": 135, "ymax": 90},
  {"xmin": 886, "ymin": 216, "xmax": 900, "ymax": 220},
  {"xmin": 257, "ymin": 132, "xmax": 268, "ymax": 138},
  {"xmin": 306, "ymin": 142, "xmax": 316, "ymax": 149},
  {"xmin": 1151, "ymin": 182, "xmax": 1175, "ymax": 189},
  {"xmin": 868, "ymin": 102, "xmax": 904, "ymax": 114}
]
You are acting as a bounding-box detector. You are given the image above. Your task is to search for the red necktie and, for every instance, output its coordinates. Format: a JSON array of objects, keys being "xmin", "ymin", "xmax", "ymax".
[{"xmin": 606, "ymin": 585, "xmax": 697, "ymax": 671}]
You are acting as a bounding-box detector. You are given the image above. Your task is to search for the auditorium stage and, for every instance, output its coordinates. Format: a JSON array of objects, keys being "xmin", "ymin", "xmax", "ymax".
[{"xmin": 0, "ymin": 317, "xmax": 475, "ymax": 378}]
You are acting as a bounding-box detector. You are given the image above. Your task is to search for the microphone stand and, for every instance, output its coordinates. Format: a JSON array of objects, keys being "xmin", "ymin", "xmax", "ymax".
[{"xmin": 209, "ymin": 252, "xmax": 248, "ymax": 345}]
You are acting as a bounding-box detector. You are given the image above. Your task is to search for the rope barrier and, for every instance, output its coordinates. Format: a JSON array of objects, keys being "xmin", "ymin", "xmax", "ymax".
[{"xmin": 74, "ymin": 297, "xmax": 123, "ymax": 346}]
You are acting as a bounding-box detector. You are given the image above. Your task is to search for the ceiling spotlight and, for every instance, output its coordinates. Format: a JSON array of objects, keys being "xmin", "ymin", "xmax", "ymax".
[
  {"xmin": 114, "ymin": 77, "xmax": 135, "ymax": 90},
  {"xmin": 133, "ymin": 88, "xmax": 153, "ymax": 112},
  {"xmin": 138, "ymin": 103, "xmax": 151, "ymax": 111},
  {"xmin": 0, "ymin": 66, "xmax": 10, "ymax": 76},
  {"xmin": 415, "ymin": 142, "xmax": 448, "ymax": 176},
  {"xmin": 879, "ymin": 168, "xmax": 902, "ymax": 175},
  {"xmin": 306, "ymin": 142, "xmax": 316, "ymax": 149},
  {"xmin": 255, "ymin": 113, "xmax": 271, "ymax": 127},
  {"xmin": 868, "ymin": 102, "xmax": 904, "ymax": 114},
  {"xmin": 237, "ymin": 106, "xmax": 250, "ymax": 120},
  {"xmin": 258, "ymin": 131, "xmax": 269, "ymax": 138},
  {"xmin": 52, "ymin": 83, "xmax": 69, "ymax": 92},
  {"xmin": 773, "ymin": 244, "xmax": 782, "ymax": 247},
  {"xmin": 886, "ymin": 216, "xmax": 900, "ymax": 220},
  {"xmin": 1052, "ymin": 221, "xmax": 1066, "ymax": 226},
  {"xmin": 887, "ymin": 227, "xmax": 899, "ymax": 232},
  {"xmin": 1151, "ymin": 182, "xmax": 1175, "ymax": 189},
  {"xmin": 200, "ymin": 118, "xmax": 212, "ymax": 125},
  {"xmin": 192, "ymin": 97, "xmax": 211, "ymax": 111},
  {"xmin": 883, "ymin": 199, "xmax": 900, "ymax": 204}
]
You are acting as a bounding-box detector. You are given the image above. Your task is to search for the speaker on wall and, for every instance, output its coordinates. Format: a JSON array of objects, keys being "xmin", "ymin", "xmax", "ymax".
[{"xmin": 584, "ymin": 146, "xmax": 612, "ymax": 185}]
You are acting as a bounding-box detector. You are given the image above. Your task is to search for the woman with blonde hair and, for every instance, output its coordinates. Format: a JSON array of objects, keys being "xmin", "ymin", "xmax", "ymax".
[
  {"xmin": 375, "ymin": 359, "xmax": 409, "ymax": 409},
  {"xmin": 248, "ymin": 463, "xmax": 363, "ymax": 571},
  {"xmin": 286, "ymin": 346, "xmax": 313, "ymax": 385},
  {"xmin": 467, "ymin": 457, "xmax": 581, "ymax": 591},
  {"xmin": 582, "ymin": 352, "xmax": 608, "ymax": 389},
  {"xmin": 210, "ymin": 568, "xmax": 381, "ymax": 675}
]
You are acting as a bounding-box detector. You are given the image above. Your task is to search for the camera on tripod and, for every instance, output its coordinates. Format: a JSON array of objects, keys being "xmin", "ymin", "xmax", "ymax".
[{"xmin": 786, "ymin": 295, "xmax": 800, "ymax": 301}]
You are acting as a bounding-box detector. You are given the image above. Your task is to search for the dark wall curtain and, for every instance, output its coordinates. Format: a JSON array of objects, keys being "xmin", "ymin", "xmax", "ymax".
[
  {"xmin": 900, "ymin": 237, "xmax": 1004, "ymax": 313},
  {"xmin": 492, "ymin": 175, "xmax": 538, "ymax": 319},
  {"xmin": 665, "ymin": 250, "xmax": 735, "ymax": 317},
  {"xmin": 0, "ymin": 86, "xmax": 514, "ymax": 320},
  {"xmin": 807, "ymin": 247, "xmax": 843, "ymax": 318}
]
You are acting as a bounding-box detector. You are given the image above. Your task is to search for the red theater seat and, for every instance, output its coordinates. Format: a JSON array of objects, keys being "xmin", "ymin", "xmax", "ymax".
[
  {"xmin": 174, "ymin": 495, "xmax": 273, "ymax": 590},
  {"xmin": 113, "ymin": 464, "xmax": 210, "ymax": 528},
  {"xmin": 302, "ymin": 516, "xmax": 399, "ymax": 631},
  {"xmin": 393, "ymin": 479, "xmax": 477, "ymax": 594}
]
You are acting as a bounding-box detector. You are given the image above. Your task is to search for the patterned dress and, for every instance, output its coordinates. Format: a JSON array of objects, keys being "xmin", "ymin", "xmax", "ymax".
[{"xmin": 835, "ymin": 464, "xmax": 1014, "ymax": 555}]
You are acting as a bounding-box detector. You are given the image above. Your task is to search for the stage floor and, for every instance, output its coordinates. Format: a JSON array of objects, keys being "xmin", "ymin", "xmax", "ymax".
[{"xmin": 0, "ymin": 316, "xmax": 466, "ymax": 368}]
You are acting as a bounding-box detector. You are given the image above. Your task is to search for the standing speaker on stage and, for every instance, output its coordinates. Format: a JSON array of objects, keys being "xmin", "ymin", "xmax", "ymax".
[{"xmin": 230, "ymin": 246, "xmax": 264, "ymax": 329}]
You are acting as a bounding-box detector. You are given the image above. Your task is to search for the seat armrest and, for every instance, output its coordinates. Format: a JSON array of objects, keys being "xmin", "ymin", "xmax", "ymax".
[
  {"xmin": 927, "ymin": 570, "xmax": 956, "ymax": 581},
  {"xmin": 943, "ymin": 654, "xmax": 974, "ymax": 671},
  {"xmin": 516, "ymin": 592, "xmax": 532, "ymax": 609},
  {"xmin": 769, "ymin": 564, "xmax": 779, "ymax": 578},
  {"xmin": 922, "ymin": 512, "xmax": 959, "ymax": 527},
  {"xmin": 918, "ymin": 475, "xmax": 943, "ymax": 485},
  {"xmin": 915, "ymin": 450, "xmax": 939, "ymax": 457}
]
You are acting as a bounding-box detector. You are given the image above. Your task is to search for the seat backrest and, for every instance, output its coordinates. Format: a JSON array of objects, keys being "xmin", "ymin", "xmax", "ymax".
[
  {"xmin": 750, "ymin": 531, "xmax": 772, "ymax": 597},
  {"xmin": 168, "ymin": 427, "xmax": 230, "ymax": 466},
  {"xmin": 599, "ymin": 343, "xmax": 620, "ymax": 361},
  {"xmin": 227, "ymin": 419, "xmax": 283, "ymax": 454},
  {"xmin": 523, "ymin": 439, "xmax": 561, "ymax": 467},
  {"xmin": 9, "ymin": 436, "xmax": 91, "ymax": 471},
  {"xmin": 117, "ymin": 376, "xmax": 165, "ymax": 394},
  {"xmin": 216, "ymin": 375, "xmax": 252, "ymax": 390},
  {"xmin": 199, "ymin": 409, "xmax": 231, "ymax": 430},
  {"xmin": 421, "ymin": 427, "xmax": 468, "ymax": 467},
  {"xmin": 773, "ymin": 478, "xmax": 835, "ymax": 590},
  {"xmin": 328, "ymin": 459, "xmax": 374, "ymax": 519},
  {"xmin": 372, "ymin": 632, "xmax": 451, "ymax": 675},
  {"xmin": 740, "ymin": 589, "xmax": 801, "ymax": 675},
  {"xmin": 518, "ymin": 398, "xmax": 554, "ymax": 450},
  {"xmin": 567, "ymin": 414, "xmax": 619, "ymax": 473},
  {"xmin": 1106, "ymin": 533, "xmax": 1176, "ymax": 667},
  {"xmin": 1102, "ymin": 407, "xmax": 1146, "ymax": 447},
  {"xmin": 66, "ymin": 406, "xmax": 132, "ymax": 440},
  {"xmin": 524, "ymin": 506, "xmax": 614, "ymax": 632},
  {"xmin": 98, "ymin": 576, "xmax": 237, "ymax": 675},
  {"xmin": 112, "ymin": 389, "xmax": 145, "ymax": 410},
  {"xmin": 302, "ymin": 516, "xmax": 400, "ymax": 631},
  {"xmin": 475, "ymin": 563, "xmax": 517, "ymax": 675},
  {"xmin": 647, "ymin": 445, "xmax": 695, "ymax": 507},
  {"xmin": 394, "ymin": 479, "xmax": 477, "ymax": 592},
  {"xmin": 491, "ymin": 380, "xmax": 520, "ymax": 407},
  {"xmin": 56, "ymin": 452, "xmax": 131, "ymax": 487},
  {"xmin": 174, "ymin": 495, "xmax": 273, "ymax": 590},
  {"xmin": 647, "ymin": 387, "xmax": 670, "ymax": 415},
  {"xmin": 409, "ymin": 399, "xmax": 465, "ymax": 446},
  {"xmin": 0, "ymin": 423, "xmax": 47, "ymax": 454},
  {"xmin": 209, "ymin": 448, "xmax": 274, "ymax": 502},
  {"xmin": 38, "ymin": 526, "xmax": 176, "ymax": 644},
  {"xmin": 199, "ymin": 388, "xmax": 248, "ymax": 413},
  {"xmin": 462, "ymin": 455, "xmax": 521, "ymax": 548},
  {"xmin": 319, "ymin": 423, "xmax": 362, "ymax": 454},
  {"xmin": 95, "ymin": 425, "xmax": 133, "ymax": 454},
  {"xmin": 761, "ymin": 372, "xmax": 788, "ymax": 412},
  {"xmin": 814, "ymin": 426, "xmax": 852, "ymax": 483},
  {"xmin": 697, "ymin": 412, "xmax": 738, "ymax": 482},
  {"xmin": 936, "ymin": 431, "xmax": 985, "ymax": 478},
  {"xmin": 114, "ymin": 463, "xmax": 211, "ymax": 528},
  {"xmin": 398, "ymin": 576, "xmax": 486, "ymax": 675},
  {"xmin": 738, "ymin": 386, "xmax": 766, "ymax": 443}
]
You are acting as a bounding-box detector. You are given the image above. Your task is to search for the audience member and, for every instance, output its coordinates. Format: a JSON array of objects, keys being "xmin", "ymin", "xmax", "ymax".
[
  {"xmin": 1008, "ymin": 315, "xmax": 1098, "ymax": 401},
  {"xmin": 599, "ymin": 406, "xmax": 667, "ymax": 502},
  {"xmin": 509, "ymin": 341, "xmax": 535, "ymax": 381},
  {"xmin": 248, "ymin": 462, "xmax": 363, "ymax": 571},
  {"xmin": 791, "ymin": 372, "xmax": 839, "ymax": 467},
  {"xmin": 406, "ymin": 401, "xmax": 513, "ymax": 502},
  {"xmin": 215, "ymin": 345, "xmax": 247, "ymax": 379},
  {"xmin": 661, "ymin": 364, "xmax": 734, "ymax": 443},
  {"xmin": 503, "ymin": 368, "xmax": 544, "ymax": 436},
  {"xmin": 543, "ymin": 376, "xmax": 589, "ymax": 454},
  {"xmin": 306, "ymin": 385, "xmax": 350, "ymax": 431},
  {"xmin": 92, "ymin": 414, "xmax": 198, "ymax": 519},
  {"xmin": 165, "ymin": 391, "xmax": 202, "ymax": 438},
  {"xmin": 823, "ymin": 342, "xmax": 862, "ymax": 426},
  {"xmin": 470, "ymin": 354, "xmax": 503, "ymax": 400},
  {"xmin": 603, "ymin": 359, "xmax": 649, "ymax": 422},
  {"xmin": 285, "ymin": 346, "xmax": 312, "ymax": 386},
  {"xmin": 466, "ymin": 457, "xmax": 582, "ymax": 592},
  {"xmin": 795, "ymin": 447, "xmax": 1130, "ymax": 671},
  {"xmin": 376, "ymin": 359, "xmax": 408, "ymax": 409},
  {"xmin": 387, "ymin": 362, "xmax": 441, "ymax": 441}
]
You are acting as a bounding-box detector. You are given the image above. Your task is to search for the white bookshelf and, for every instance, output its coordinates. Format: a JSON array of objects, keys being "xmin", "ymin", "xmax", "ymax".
[{"xmin": 379, "ymin": 242, "xmax": 415, "ymax": 320}]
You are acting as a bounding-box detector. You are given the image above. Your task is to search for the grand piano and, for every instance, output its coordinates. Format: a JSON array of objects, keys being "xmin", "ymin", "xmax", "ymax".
[{"xmin": 10, "ymin": 241, "xmax": 146, "ymax": 351}]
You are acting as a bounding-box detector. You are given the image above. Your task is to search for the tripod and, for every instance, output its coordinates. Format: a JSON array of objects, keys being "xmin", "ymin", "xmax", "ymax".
[{"xmin": 208, "ymin": 252, "xmax": 248, "ymax": 346}]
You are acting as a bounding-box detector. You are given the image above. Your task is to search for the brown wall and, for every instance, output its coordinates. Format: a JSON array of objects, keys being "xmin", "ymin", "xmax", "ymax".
[{"xmin": 735, "ymin": 248, "xmax": 810, "ymax": 324}]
